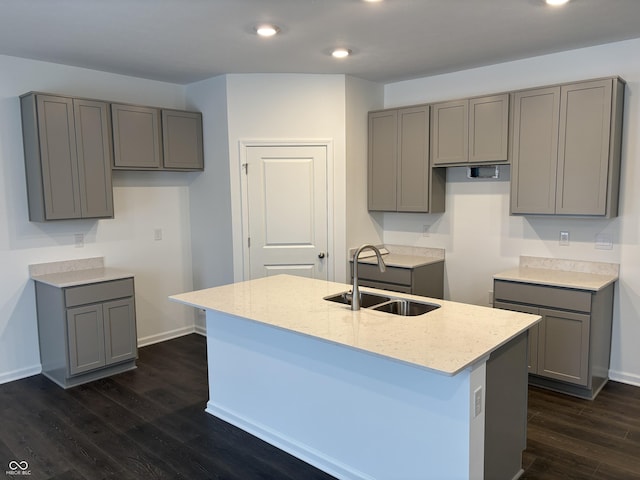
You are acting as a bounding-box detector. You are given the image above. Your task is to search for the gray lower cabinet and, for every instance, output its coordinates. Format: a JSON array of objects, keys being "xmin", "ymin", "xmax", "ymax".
[
  {"xmin": 431, "ymin": 93, "xmax": 509, "ymax": 166},
  {"xmin": 112, "ymin": 104, "xmax": 204, "ymax": 171},
  {"xmin": 35, "ymin": 277, "xmax": 137, "ymax": 388},
  {"xmin": 20, "ymin": 93, "xmax": 114, "ymax": 221},
  {"xmin": 510, "ymin": 77, "xmax": 624, "ymax": 217},
  {"xmin": 493, "ymin": 279, "xmax": 614, "ymax": 399},
  {"xmin": 368, "ymin": 105, "xmax": 445, "ymax": 213},
  {"xmin": 350, "ymin": 260, "xmax": 444, "ymax": 299},
  {"xmin": 484, "ymin": 332, "xmax": 528, "ymax": 480}
]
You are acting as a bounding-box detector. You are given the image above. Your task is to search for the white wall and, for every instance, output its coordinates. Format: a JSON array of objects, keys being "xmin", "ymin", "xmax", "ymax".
[
  {"xmin": 224, "ymin": 74, "xmax": 349, "ymax": 283},
  {"xmin": 383, "ymin": 39, "xmax": 640, "ymax": 385},
  {"xmin": 345, "ymin": 76, "xmax": 385, "ymax": 260},
  {"xmin": 0, "ymin": 55, "xmax": 196, "ymax": 383}
]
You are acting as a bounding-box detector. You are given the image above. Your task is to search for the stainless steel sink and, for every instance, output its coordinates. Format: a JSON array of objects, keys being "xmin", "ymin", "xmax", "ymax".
[
  {"xmin": 324, "ymin": 291, "xmax": 391, "ymax": 308},
  {"xmin": 324, "ymin": 290, "xmax": 440, "ymax": 316},
  {"xmin": 371, "ymin": 299, "xmax": 440, "ymax": 316}
]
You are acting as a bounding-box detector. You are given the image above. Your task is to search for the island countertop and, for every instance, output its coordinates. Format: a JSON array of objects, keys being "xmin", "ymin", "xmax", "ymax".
[{"xmin": 170, "ymin": 275, "xmax": 540, "ymax": 376}]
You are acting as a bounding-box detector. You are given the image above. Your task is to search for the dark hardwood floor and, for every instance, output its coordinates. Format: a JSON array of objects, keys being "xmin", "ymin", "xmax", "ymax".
[
  {"xmin": 1, "ymin": 334, "xmax": 639, "ymax": 479},
  {"xmin": 521, "ymin": 382, "xmax": 640, "ymax": 479}
]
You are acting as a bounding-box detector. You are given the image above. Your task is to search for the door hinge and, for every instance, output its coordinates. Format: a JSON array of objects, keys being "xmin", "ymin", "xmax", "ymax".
[
  {"xmin": 247, "ymin": 237, "xmax": 251, "ymax": 248},
  {"xmin": 242, "ymin": 163, "xmax": 248, "ymax": 174}
]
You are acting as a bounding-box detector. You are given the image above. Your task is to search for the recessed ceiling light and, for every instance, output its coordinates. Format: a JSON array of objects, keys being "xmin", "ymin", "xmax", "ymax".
[
  {"xmin": 255, "ymin": 24, "xmax": 280, "ymax": 37},
  {"xmin": 545, "ymin": 0, "xmax": 570, "ymax": 6},
  {"xmin": 332, "ymin": 48, "xmax": 352, "ymax": 59}
]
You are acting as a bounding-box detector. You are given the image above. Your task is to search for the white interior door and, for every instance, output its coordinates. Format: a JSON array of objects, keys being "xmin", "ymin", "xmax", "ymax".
[{"xmin": 245, "ymin": 145, "xmax": 328, "ymax": 280}]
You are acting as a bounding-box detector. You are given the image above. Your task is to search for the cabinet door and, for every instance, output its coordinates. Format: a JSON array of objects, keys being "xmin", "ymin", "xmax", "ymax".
[
  {"xmin": 112, "ymin": 104, "xmax": 162, "ymax": 169},
  {"xmin": 73, "ymin": 99, "xmax": 114, "ymax": 218},
  {"xmin": 103, "ymin": 298, "xmax": 137, "ymax": 365},
  {"xmin": 431, "ymin": 99, "xmax": 468, "ymax": 165},
  {"xmin": 510, "ymin": 87, "xmax": 560, "ymax": 214},
  {"xmin": 368, "ymin": 110, "xmax": 398, "ymax": 211},
  {"xmin": 397, "ymin": 106, "xmax": 430, "ymax": 212},
  {"xmin": 537, "ymin": 308, "xmax": 590, "ymax": 386},
  {"xmin": 469, "ymin": 94, "xmax": 509, "ymax": 163},
  {"xmin": 162, "ymin": 110, "xmax": 204, "ymax": 170},
  {"xmin": 67, "ymin": 304, "xmax": 106, "ymax": 375},
  {"xmin": 493, "ymin": 300, "xmax": 540, "ymax": 373},
  {"xmin": 556, "ymin": 79, "xmax": 612, "ymax": 215},
  {"xmin": 35, "ymin": 95, "xmax": 83, "ymax": 220}
]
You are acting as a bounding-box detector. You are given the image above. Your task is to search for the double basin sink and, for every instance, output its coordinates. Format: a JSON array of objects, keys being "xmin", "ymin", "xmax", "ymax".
[{"xmin": 324, "ymin": 291, "xmax": 440, "ymax": 316}]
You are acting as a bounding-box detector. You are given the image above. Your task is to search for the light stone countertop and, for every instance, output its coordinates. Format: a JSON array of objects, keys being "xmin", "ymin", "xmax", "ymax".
[
  {"xmin": 30, "ymin": 257, "xmax": 133, "ymax": 288},
  {"xmin": 170, "ymin": 274, "xmax": 540, "ymax": 376},
  {"xmin": 349, "ymin": 245, "xmax": 445, "ymax": 269},
  {"xmin": 493, "ymin": 256, "xmax": 619, "ymax": 291}
]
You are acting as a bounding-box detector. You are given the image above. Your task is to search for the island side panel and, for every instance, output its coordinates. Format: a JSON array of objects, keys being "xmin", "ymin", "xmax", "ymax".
[{"xmin": 205, "ymin": 310, "xmax": 482, "ymax": 480}]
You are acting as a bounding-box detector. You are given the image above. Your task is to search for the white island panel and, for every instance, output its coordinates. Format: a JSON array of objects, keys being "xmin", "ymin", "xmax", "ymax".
[{"xmin": 206, "ymin": 310, "xmax": 485, "ymax": 480}]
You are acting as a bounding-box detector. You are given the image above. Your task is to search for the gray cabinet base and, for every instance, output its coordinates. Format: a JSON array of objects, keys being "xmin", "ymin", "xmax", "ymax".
[
  {"xmin": 42, "ymin": 360, "xmax": 136, "ymax": 389},
  {"xmin": 529, "ymin": 373, "xmax": 608, "ymax": 401},
  {"xmin": 485, "ymin": 332, "xmax": 528, "ymax": 480}
]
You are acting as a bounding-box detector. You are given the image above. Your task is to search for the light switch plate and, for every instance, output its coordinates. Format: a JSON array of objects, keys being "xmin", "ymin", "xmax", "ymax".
[
  {"xmin": 559, "ymin": 231, "xmax": 569, "ymax": 246},
  {"xmin": 595, "ymin": 233, "xmax": 613, "ymax": 250}
]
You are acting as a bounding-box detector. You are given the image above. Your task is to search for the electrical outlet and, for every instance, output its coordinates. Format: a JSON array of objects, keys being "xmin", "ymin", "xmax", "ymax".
[
  {"xmin": 474, "ymin": 387, "xmax": 482, "ymax": 418},
  {"xmin": 154, "ymin": 228, "xmax": 163, "ymax": 241},
  {"xmin": 74, "ymin": 233, "xmax": 84, "ymax": 248},
  {"xmin": 595, "ymin": 233, "xmax": 613, "ymax": 250},
  {"xmin": 422, "ymin": 225, "xmax": 431, "ymax": 237},
  {"xmin": 559, "ymin": 231, "xmax": 570, "ymax": 246}
]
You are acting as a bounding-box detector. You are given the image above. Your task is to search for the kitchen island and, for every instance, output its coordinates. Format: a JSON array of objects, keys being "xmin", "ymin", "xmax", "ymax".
[{"xmin": 170, "ymin": 275, "xmax": 540, "ymax": 480}]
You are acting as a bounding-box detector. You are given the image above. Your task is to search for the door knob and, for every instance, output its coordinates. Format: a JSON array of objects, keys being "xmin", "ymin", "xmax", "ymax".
[{"xmin": 318, "ymin": 252, "xmax": 325, "ymax": 259}]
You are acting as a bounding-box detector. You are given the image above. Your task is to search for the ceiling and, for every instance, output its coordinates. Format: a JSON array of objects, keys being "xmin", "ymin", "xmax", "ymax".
[{"xmin": 1, "ymin": 0, "xmax": 640, "ymax": 85}]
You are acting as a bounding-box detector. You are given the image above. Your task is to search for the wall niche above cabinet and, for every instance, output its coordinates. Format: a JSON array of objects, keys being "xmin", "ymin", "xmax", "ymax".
[
  {"xmin": 368, "ymin": 105, "xmax": 445, "ymax": 213},
  {"xmin": 510, "ymin": 77, "xmax": 624, "ymax": 218},
  {"xmin": 431, "ymin": 93, "xmax": 509, "ymax": 166}
]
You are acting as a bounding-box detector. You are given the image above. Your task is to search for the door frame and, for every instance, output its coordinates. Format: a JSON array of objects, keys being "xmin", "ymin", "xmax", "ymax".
[{"xmin": 238, "ymin": 139, "xmax": 335, "ymax": 282}]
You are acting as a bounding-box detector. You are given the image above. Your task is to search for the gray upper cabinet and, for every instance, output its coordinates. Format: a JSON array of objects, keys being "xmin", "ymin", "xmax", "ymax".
[
  {"xmin": 510, "ymin": 77, "xmax": 624, "ymax": 217},
  {"xmin": 162, "ymin": 109, "xmax": 204, "ymax": 170},
  {"xmin": 112, "ymin": 104, "xmax": 204, "ymax": 171},
  {"xmin": 432, "ymin": 94, "xmax": 509, "ymax": 166},
  {"xmin": 20, "ymin": 93, "xmax": 114, "ymax": 221},
  {"xmin": 368, "ymin": 109, "xmax": 398, "ymax": 211},
  {"xmin": 368, "ymin": 105, "xmax": 445, "ymax": 213},
  {"xmin": 111, "ymin": 103, "xmax": 163, "ymax": 169}
]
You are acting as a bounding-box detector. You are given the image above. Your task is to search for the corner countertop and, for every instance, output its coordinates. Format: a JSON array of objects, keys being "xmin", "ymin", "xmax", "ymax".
[
  {"xmin": 170, "ymin": 275, "xmax": 539, "ymax": 377},
  {"xmin": 29, "ymin": 257, "xmax": 133, "ymax": 288},
  {"xmin": 493, "ymin": 256, "xmax": 619, "ymax": 291}
]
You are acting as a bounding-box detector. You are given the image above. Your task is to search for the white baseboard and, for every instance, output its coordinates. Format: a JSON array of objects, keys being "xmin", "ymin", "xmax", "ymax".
[
  {"xmin": 0, "ymin": 365, "xmax": 41, "ymax": 385},
  {"xmin": 137, "ymin": 326, "xmax": 197, "ymax": 347},
  {"xmin": 194, "ymin": 324, "xmax": 206, "ymax": 336},
  {"xmin": 206, "ymin": 402, "xmax": 373, "ymax": 480},
  {"xmin": 609, "ymin": 369, "xmax": 640, "ymax": 387}
]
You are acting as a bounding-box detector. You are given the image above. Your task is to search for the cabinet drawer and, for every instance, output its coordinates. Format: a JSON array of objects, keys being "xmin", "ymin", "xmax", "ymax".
[
  {"xmin": 494, "ymin": 280, "xmax": 591, "ymax": 313},
  {"xmin": 65, "ymin": 278, "xmax": 134, "ymax": 307},
  {"xmin": 352, "ymin": 263, "xmax": 411, "ymax": 286}
]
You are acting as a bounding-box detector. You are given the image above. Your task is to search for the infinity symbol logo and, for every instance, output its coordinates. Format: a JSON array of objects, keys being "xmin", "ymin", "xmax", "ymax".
[{"xmin": 8, "ymin": 460, "xmax": 29, "ymax": 470}]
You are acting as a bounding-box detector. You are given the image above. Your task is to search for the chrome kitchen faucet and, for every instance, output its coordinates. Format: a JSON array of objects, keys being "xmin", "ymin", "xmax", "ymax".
[{"xmin": 351, "ymin": 244, "xmax": 386, "ymax": 311}]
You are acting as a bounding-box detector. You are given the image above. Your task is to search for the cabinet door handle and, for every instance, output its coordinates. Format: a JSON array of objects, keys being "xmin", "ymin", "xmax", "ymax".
[{"xmin": 318, "ymin": 252, "xmax": 325, "ymax": 259}]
